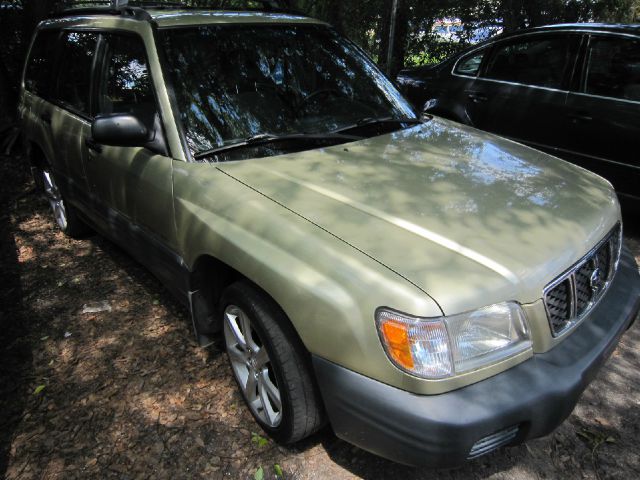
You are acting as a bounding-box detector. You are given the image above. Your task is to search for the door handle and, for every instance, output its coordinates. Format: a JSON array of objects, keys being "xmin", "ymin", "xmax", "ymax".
[
  {"xmin": 40, "ymin": 112, "xmax": 51, "ymax": 125},
  {"xmin": 467, "ymin": 92, "xmax": 488, "ymax": 103},
  {"xmin": 567, "ymin": 112, "xmax": 593, "ymax": 122},
  {"xmin": 85, "ymin": 138, "xmax": 103, "ymax": 154}
]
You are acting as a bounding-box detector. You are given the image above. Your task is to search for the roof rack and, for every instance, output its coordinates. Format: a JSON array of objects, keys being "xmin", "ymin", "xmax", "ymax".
[{"xmin": 52, "ymin": 0, "xmax": 299, "ymax": 21}]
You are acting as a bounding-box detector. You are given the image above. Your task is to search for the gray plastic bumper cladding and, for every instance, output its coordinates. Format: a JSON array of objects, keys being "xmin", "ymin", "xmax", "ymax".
[{"xmin": 312, "ymin": 247, "xmax": 640, "ymax": 468}]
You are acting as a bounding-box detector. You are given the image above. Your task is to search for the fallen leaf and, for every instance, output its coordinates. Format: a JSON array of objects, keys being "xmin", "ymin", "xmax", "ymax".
[{"xmin": 254, "ymin": 467, "xmax": 264, "ymax": 480}]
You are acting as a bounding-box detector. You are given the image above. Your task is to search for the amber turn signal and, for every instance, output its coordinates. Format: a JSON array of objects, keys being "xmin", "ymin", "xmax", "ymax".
[{"xmin": 379, "ymin": 319, "xmax": 414, "ymax": 370}]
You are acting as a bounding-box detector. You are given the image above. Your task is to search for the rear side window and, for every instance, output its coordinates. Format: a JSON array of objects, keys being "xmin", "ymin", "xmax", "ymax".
[
  {"xmin": 54, "ymin": 31, "xmax": 99, "ymax": 115},
  {"xmin": 97, "ymin": 33, "xmax": 156, "ymax": 126},
  {"xmin": 483, "ymin": 36, "xmax": 575, "ymax": 89},
  {"xmin": 24, "ymin": 29, "xmax": 60, "ymax": 98},
  {"xmin": 585, "ymin": 36, "xmax": 640, "ymax": 102},
  {"xmin": 454, "ymin": 50, "xmax": 486, "ymax": 76}
]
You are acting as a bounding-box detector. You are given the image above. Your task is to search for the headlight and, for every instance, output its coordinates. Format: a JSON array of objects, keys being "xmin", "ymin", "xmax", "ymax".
[{"xmin": 376, "ymin": 303, "xmax": 532, "ymax": 379}]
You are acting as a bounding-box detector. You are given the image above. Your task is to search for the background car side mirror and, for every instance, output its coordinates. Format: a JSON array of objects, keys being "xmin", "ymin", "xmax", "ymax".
[
  {"xmin": 91, "ymin": 113, "xmax": 151, "ymax": 147},
  {"xmin": 422, "ymin": 98, "xmax": 439, "ymax": 116}
]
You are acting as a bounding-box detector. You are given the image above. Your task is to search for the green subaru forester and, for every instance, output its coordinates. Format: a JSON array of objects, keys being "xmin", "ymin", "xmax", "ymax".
[{"xmin": 19, "ymin": 0, "xmax": 640, "ymax": 467}]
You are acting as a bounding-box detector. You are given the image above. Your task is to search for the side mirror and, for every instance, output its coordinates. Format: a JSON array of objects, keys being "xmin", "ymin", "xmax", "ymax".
[
  {"xmin": 91, "ymin": 113, "xmax": 150, "ymax": 147},
  {"xmin": 422, "ymin": 98, "xmax": 439, "ymax": 115}
]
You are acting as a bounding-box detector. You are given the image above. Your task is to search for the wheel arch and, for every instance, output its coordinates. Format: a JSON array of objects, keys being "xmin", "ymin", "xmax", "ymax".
[
  {"xmin": 187, "ymin": 253, "xmax": 311, "ymax": 357},
  {"xmin": 24, "ymin": 141, "xmax": 50, "ymax": 191}
]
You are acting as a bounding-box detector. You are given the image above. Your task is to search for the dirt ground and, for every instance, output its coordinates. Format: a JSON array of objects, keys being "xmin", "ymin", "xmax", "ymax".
[{"xmin": 1, "ymin": 155, "xmax": 640, "ymax": 480}]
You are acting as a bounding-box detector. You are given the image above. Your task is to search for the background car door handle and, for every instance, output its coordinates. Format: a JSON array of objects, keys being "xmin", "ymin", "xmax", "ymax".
[
  {"xmin": 85, "ymin": 138, "xmax": 103, "ymax": 154},
  {"xmin": 567, "ymin": 112, "xmax": 593, "ymax": 122},
  {"xmin": 467, "ymin": 92, "xmax": 488, "ymax": 103},
  {"xmin": 39, "ymin": 112, "xmax": 51, "ymax": 125}
]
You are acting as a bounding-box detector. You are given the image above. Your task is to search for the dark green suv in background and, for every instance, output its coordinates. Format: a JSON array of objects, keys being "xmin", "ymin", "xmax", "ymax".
[{"xmin": 19, "ymin": 0, "xmax": 640, "ymax": 468}]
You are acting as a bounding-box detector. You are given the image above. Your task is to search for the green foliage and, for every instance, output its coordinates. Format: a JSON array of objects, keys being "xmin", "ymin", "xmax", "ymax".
[
  {"xmin": 0, "ymin": 0, "xmax": 637, "ymax": 120},
  {"xmin": 406, "ymin": 39, "xmax": 467, "ymax": 66},
  {"xmin": 251, "ymin": 432, "xmax": 269, "ymax": 448},
  {"xmin": 273, "ymin": 464, "xmax": 284, "ymax": 478}
]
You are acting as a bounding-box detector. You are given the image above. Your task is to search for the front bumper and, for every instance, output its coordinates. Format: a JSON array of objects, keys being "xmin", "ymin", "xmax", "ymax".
[{"xmin": 313, "ymin": 247, "xmax": 640, "ymax": 468}]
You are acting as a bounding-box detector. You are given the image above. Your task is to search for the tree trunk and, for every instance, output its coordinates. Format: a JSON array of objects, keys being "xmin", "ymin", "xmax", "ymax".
[
  {"xmin": 377, "ymin": 0, "xmax": 392, "ymax": 71},
  {"xmin": 500, "ymin": 0, "xmax": 525, "ymax": 32},
  {"xmin": 378, "ymin": 0, "xmax": 408, "ymax": 76}
]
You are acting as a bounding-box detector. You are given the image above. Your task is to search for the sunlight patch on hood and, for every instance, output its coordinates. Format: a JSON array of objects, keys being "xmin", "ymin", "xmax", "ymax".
[{"xmin": 247, "ymin": 166, "xmax": 519, "ymax": 284}]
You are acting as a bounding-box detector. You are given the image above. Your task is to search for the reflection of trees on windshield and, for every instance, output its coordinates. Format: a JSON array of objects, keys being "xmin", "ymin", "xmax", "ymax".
[{"xmin": 160, "ymin": 24, "xmax": 415, "ymax": 155}]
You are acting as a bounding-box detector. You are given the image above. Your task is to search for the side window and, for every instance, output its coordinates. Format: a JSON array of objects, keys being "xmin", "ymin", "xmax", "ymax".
[
  {"xmin": 585, "ymin": 36, "xmax": 640, "ymax": 102},
  {"xmin": 24, "ymin": 29, "xmax": 60, "ymax": 98},
  {"xmin": 483, "ymin": 36, "xmax": 574, "ymax": 88},
  {"xmin": 454, "ymin": 50, "xmax": 486, "ymax": 76},
  {"xmin": 98, "ymin": 34, "xmax": 155, "ymax": 126},
  {"xmin": 55, "ymin": 31, "xmax": 99, "ymax": 115}
]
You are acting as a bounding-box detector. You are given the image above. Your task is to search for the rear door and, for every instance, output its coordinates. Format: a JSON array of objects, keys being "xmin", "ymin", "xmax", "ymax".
[
  {"xmin": 463, "ymin": 33, "xmax": 581, "ymax": 150},
  {"xmin": 20, "ymin": 28, "xmax": 61, "ymax": 176},
  {"xmin": 49, "ymin": 30, "xmax": 99, "ymax": 200},
  {"xmin": 563, "ymin": 34, "xmax": 640, "ymax": 202}
]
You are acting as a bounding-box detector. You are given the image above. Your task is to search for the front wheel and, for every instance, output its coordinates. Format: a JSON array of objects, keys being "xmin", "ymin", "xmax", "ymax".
[
  {"xmin": 41, "ymin": 167, "xmax": 88, "ymax": 238},
  {"xmin": 221, "ymin": 282, "xmax": 325, "ymax": 443}
]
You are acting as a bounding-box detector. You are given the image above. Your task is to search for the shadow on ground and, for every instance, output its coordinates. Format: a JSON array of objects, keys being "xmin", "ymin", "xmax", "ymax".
[{"xmin": 0, "ymin": 155, "xmax": 34, "ymax": 479}]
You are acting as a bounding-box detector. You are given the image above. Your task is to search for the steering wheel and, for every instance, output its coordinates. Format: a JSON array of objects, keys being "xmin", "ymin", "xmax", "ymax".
[{"xmin": 299, "ymin": 89, "xmax": 344, "ymax": 110}]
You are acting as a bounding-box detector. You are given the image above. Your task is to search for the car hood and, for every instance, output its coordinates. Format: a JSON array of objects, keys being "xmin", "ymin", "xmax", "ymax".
[{"xmin": 217, "ymin": 118, "xmax": 620, "ymax": 315}]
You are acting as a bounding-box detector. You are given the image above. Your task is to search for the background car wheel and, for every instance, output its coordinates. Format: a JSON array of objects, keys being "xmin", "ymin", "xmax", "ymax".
[
  {"xmin": 220, "ymin": 282, "xmax": 325, "ymax": 443},
  {"xmin": 40, "ymin": 167, "xmax": 89, "ymax": 238}
]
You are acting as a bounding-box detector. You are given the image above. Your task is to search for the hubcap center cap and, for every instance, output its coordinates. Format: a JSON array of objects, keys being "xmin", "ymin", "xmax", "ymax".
[{"xmin": 247, "ymin": 356, "xmax": 257, "ymax": 370}]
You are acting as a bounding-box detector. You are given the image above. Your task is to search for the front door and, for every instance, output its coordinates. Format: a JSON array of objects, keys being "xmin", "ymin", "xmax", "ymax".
[
  {"xmin": 84, "ymin": 32, "xmax": 177, "ymax": 251},
  {"xmin": 466, "ymin": 33, "xmax": 581, "ymax": 152}
]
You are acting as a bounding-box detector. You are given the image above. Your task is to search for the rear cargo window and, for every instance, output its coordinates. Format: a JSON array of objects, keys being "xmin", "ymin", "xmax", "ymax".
[{"xmin": 24, "ymin": 29, "xmax": 60, "ymax": 98}]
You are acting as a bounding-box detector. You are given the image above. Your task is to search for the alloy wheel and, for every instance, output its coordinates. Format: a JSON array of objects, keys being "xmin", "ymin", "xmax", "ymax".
[
  {"xmin": 224, "ymin": 305, "xmax": 283, "ymax": 427},
  {"xmin": 42, "ymin": 170, "xmax": 68, "ymax": 231}
]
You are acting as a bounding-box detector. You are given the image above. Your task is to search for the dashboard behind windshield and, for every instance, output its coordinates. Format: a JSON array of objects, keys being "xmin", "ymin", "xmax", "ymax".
[{"xmin": 159, "ymin": 23, "xmax": 416, "ymax": 158}]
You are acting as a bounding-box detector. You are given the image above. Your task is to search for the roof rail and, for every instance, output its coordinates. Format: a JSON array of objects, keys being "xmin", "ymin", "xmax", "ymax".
[{"xmin": 52, "ymin": 0, "xmax": 301, "ymax": 20}]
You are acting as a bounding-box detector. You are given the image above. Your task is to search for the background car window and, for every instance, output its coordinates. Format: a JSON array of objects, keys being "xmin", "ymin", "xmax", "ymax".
[
  {"xmin": 24, "ymin": 29, "xmax": 60, "ymax": 98},
  {"xmin": 54, "ymin": 31, "xmax": 98, "ymax": 115},
  {"xmin": 454, "ymin": 50, "xmax": 485, "ymax": 76},
  {"xmin": 98, "ymin": 34, "xmax": 155, "ymax": 126},
  {"xmin": 585, "ymin": 37, "xmax": 640, "ymax": 102},
  {"xmin": 483, "ymin": 36, "xmax": 573, "ymax": 88}
]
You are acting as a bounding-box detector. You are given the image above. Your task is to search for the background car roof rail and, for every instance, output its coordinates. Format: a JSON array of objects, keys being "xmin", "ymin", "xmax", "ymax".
[{"xmin": 51, "ymin": 0, "xmax": 304, "ymax": 21}]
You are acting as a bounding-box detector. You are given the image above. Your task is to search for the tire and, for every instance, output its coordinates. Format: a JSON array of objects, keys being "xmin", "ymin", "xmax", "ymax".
[
  {"xmin": 40, "ymin": 166, "xmax": 89, "ymax": 238},
  {"xmin": 220, "ymin": 282, "xmax": 325, "ymax": 443}
]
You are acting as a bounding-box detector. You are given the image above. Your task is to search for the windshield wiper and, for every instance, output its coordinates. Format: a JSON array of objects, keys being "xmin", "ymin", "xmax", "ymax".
[
  {"xmin": 333, "ymin": 116, "xmax": 423, "ymax": 135},
  {"xmin": 194, "ymin": 132, "xmax": 362, "ymax": 160}
]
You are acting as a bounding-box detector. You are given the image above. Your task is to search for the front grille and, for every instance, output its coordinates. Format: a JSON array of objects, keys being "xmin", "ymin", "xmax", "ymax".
[
  {"xmin": 468, "ymin": 425, "xmax": 519, "ymax": 459},
  {"xmin": 544, "ymin": 225, "xmax": 622, "ymax": 336}
]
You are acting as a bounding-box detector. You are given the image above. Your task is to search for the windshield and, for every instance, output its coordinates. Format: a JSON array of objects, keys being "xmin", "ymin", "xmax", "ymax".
[{"xmin": 159, "ymin": 23, "xmax": 416, "ymax": 158}]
